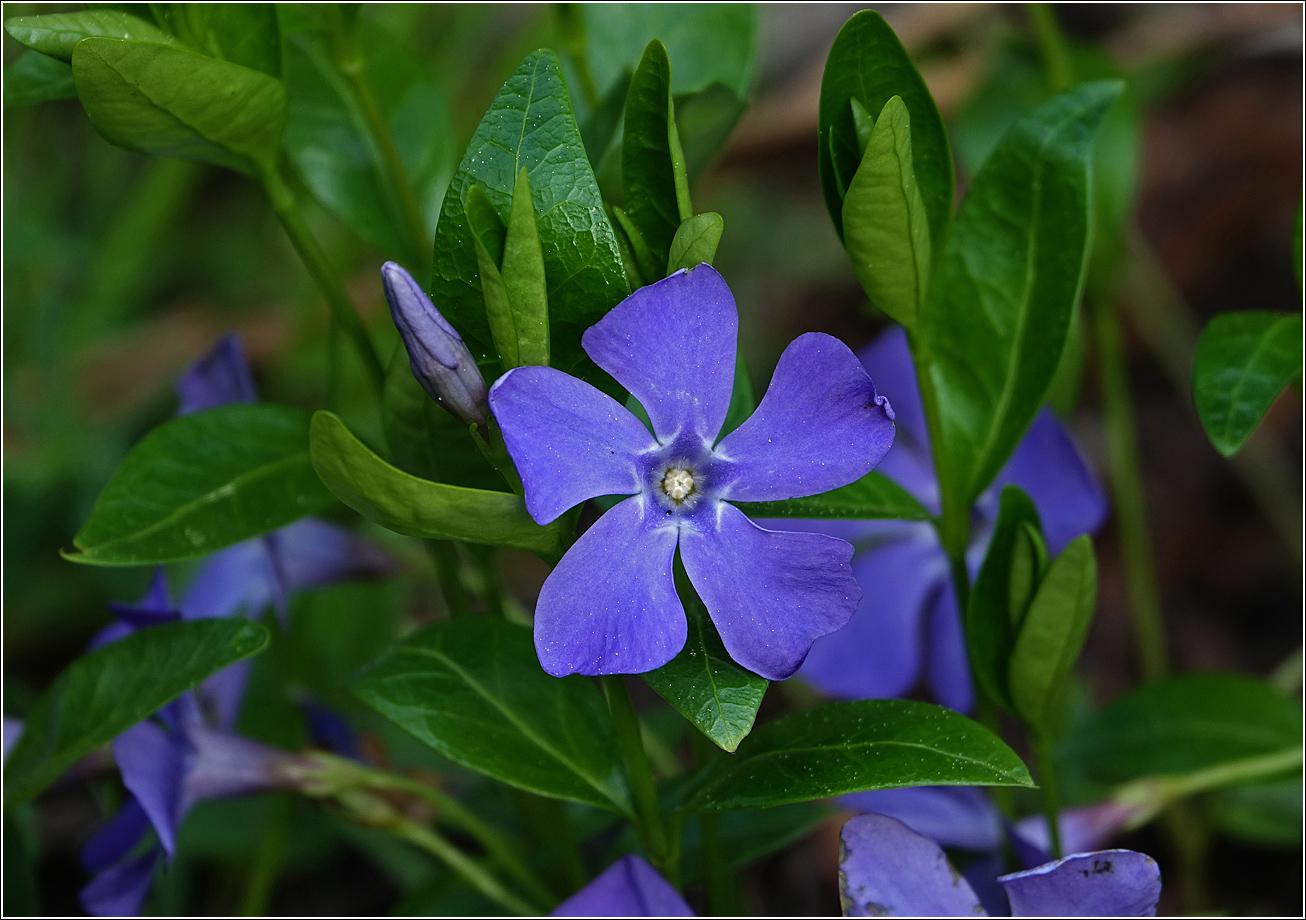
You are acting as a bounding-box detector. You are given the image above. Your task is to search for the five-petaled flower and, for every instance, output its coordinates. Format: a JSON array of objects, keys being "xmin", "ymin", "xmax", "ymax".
[
  {"xmin": 552, "ymin": 855, "xmax": 693, "ymax": 917},
  {"xmin": 490, "ymin": 265, "xmax": 896, "ymax": 679}
]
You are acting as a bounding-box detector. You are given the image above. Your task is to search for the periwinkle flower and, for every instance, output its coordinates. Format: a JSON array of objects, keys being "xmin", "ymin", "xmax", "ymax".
[
  {"xmin": 384, "ymin": 260, "xmax": 489, "ymax": 428},
  {"xmin": 552, "ymin": 855, "xmax": 694, "ymax": 917},
  {"xmin": 839, "ymin": 813, "xmax": 1161, "ymax": 917},
  {"xmin": 796, "ymin": 327, "xmax": 1106, "ymax": 711},
  {"xmin": 490, "ymin": 266, "xmax": 896, "ymax": 679}
]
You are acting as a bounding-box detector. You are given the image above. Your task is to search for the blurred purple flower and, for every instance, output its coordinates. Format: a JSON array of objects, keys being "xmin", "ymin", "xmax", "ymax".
[
  {"xmin": 552, "ymin": 855, "xmax": 694, "ymax": 917},
  {"xmin": 490, "ymin": 266, "xmax": 896, "ymax": 679},
  {"xmin": 796, "ymin": 327, "xmax": 1106, "ymax": 711},
  {"xmin": 839, "ymin": 813, "xmax": 1161, "ymax": 917}
]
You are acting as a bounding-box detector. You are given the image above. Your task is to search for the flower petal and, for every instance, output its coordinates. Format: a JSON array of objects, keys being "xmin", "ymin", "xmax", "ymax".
[
  {"xmin": 681, "ymin": 503, "xmax": 858, "ymax": 680},
  {"xmin": 998, "ymin": 849, "xmax": 1162, "ymax": 917},
  {"xmin": 552, "ymin": 854, "xmax": 694, "ymax": 917},
  {"xmin": 581, "ymin": 265, "xmax": 737, "ymax": 443},
  {"xmin": 858, "ymin": 326, "xmax": 929, "ymax": 448},
  {"xmin": 839, "ymin": 786, "xmax": 1003, "ymax": 853},
  {"xmin": 82, "ymin": 797, "xmax": 151, "ymax": 873},
  {"xmin": 184, "ymin": 726, "xmax": 293, "ymax": 801},
  {"xmin": 924, "ymin": 580, "xmax": 974, "ymax": 713},
  {"xmin": 180, "ymin": 538, "xmax": 277, "ymax": 620},
  {"xmin": 1013, "ymin": 800, "xmax": 1141, "ymax": 866},
  {"xmin": 991, "ymin": 408, "xmax": 1106, "ymax": 555},
  {"xmin": 79, "ymin": 848, "xmax": 160, "ymax": 918},
  {"xmin": 113, "ymin": 720, "xmax": 188, "ymax": 859},
  {"xmin": 175, "ymin": 335, "xmax": 257, "ymax": 415},
  {"xmin": 535, "ymin": 496, "xmax": 683, "ymax": 676},
  {"xmin": 716, "ymin": 333, "xmax": 895, "ymax": 501},
  {"xmin": 270, "ymin": 517, "xmax": 398, "ymax": 591},
  {"xmin": 197, "ymin": 661, "xmax": 251, "ymax": 732},
  {"xmin": 839, "ymin": 813, "xmax": 987, "ymax": 917},
  {"xmin": 964, "ymin": 854, "xmax": 1013, "ymax": 917},
  {"xmin": 799, "ymin": 535, "xmax": 945, "ymax": 699},
  {"xmin": 490, "ymin": 366, "xmax": 657, "ymax": 525}
]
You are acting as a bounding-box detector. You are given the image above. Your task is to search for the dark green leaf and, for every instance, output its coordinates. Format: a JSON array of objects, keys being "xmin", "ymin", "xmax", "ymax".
[
  {"xmin": 842, "ymin": 95, "xmax": 931, "ymax": 330},
  {"xmin": 580, "ymin": 68, "xmax": 631, "ymax": 172},
  {"xmin": 3, "ymin": 50, "xmax": 76, "ymax": 106},
  {"xmin": 1060, "ymin": 673, "xmax": 1304, "ymax": 784},
  {"xmin": 818, "ymin": 10, "xmax": 952, "ymax": 251},
  {"xmin": 71, "ymin": 38, "xmax": 286, "ymax": 177},
  {"xmin": 149, "ymin": 2, "xmax": 281, "ymax": 76},
  {"xmin": 68, "ymin": 404, "xmax": 332, "ymax": 565},
  {"xmin": 680, "ymin": 803, "xmax": 831, "ymax": 879},
  {"xmin": 644, "ymin": 577, "xmax": 767, "ymax": 753},
  {"xmin": 682, "ymin": 699, "xmax": 1032, "ymax": 811},
  {"xmin": 921, "ymin": 80, "xmax": 1120, "ymax": 510},
  {"xmin": 733, "ymin": 471, "xmax": 930, "ymax": 521},
  {"xmin": 1008, "ymin": 535, "xmax": 1097, "ymax": 736},
  {"xmin": 4, "ymin": 10, "xmax": 183, "ymax": 61},
  {"xmin": 667, "ymin": 212, "xmax": 723, "ymax": 274},
  {"xmin": 611, "ymin": 204, "xmax": 660, "ymax": 287},
  {"xmin": 353, "ymin": 616, "xmax": 633, "ymax": 815},
  {"xmin": 674, "ymin": 83, "xmax": 747, "ymax": 183},
  {"xmin": 1209, "ymin": 778, "xmax": 1303, "ymax": 846},
  {"xmin": 309, "ymin": 410, "xmax": 564, "ymax": 558},
  {"xmin": 967, "ymin": 486, "xmax": 1044, "ymax": 713},
  {"xmin": 1193, "ymin": 311, "xmax": 1303, "ymax": 457},
  {"xmin": 432, "ymin": 50, "xmax": 628, "ymax": 378},
  {"xmin": 3, "ymin": 619, "xmax": 269, "ymax": 806}
]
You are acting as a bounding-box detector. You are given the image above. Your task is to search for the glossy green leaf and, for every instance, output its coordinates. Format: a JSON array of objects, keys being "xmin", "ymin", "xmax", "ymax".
[
  {"xmin": 1008, "ymin": 535, "xmax": 1097, "ymax": 735},
  {"xmin": 4, "ymin": 10, "xmax": 183, "ymax": 61},
  {"xmin": 1060, "ymin": 673, "xmax": 1304, "ymax": 783},
  {"xmin": 733, "ymin": 471, "xmax": 930, "ymax": 521},
  {"xmin": 842, "ymin": 95, "xmax": 932, "ymax": 330},
  {"xmin": 149, "ymin": 3, "xmax": 280, "ymax": 76},
  {"xmin": 3, "ymin": 619, "xmax": 269, "ymax": 806},
  {"xmin": 3, "ymin": 50, "xmax": 76, "ymax": 106},
  {"xmin": 308, "ymin": 410, "xmax": 564, "ymax": 558},
  {"xmin": 967, "ymin": 486, "xmax": 1044, "ymax": 713},
  {"xmin": 818, "ymin": 10, "xmax": 952, "ymax": 251},
  {"xmin": 281, "ymin": 23, "xmax": 453, "ymax": 264},
  {"xmin": 432, "ymin": 50, "xmax": 628, "ymax": 377},
  {"xmin": 921, "ymin": 80, "xmax": 1120, "ymax": 511},
  {"xmin": 500, "ymin": 168, "xmax": 550, "ymax": 367},
  {"xmin": 71, "ymin": 38, "xmax": 286, "ymax": 177},
  {"xmin": 1192, "ymin": 311, "xmax": 1303, "ymax": 457},
  {"xmin": 68, "ymin": 404, "xmax": 332, "ymax": 565},
  {"xmin": 644, "ymin": 576, "xmax": 767, "ymax": 753},
  {"xmin": 353, "ymin": 616, "xmax": 633, "ymax": 815},
  {"xmin": 667, "ymin": 212, "xmax": 723, "ymax": 274},
  {"xmin": 682, "ymin": 699, "xmax": 1032, "ymax": 811}
]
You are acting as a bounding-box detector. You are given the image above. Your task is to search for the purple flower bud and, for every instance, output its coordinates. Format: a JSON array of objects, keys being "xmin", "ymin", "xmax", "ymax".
[{"xmin": 382, "ymin": 261, "xmax": 488, "ymax": 428}]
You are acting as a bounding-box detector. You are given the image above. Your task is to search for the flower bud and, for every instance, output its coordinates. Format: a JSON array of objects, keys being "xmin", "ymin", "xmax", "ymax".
[{"xmin": 382, "ymin": 261, "xmax": 488, "ymax": 428}]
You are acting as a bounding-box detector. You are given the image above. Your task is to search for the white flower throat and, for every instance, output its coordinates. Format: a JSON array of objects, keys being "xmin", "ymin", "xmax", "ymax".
[{"xmin": 660, "ymin": 466, "xmax": 698, "ymax": 503}]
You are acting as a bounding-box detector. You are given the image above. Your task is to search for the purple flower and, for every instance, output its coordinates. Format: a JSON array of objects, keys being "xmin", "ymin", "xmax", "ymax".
[
  {"xmin": 796, "ymin": 327, "xmax": 1106, "ymax": 711},
  {"xmin": 552, "ymin": 855, "xmax": 694, "ymax": 917},
  {"xmin": 489, "ymin": 266, "xmax": 896, "ymax": 678},
  {"xmin": 384, "ymin": 261, "xmax": 489, "ymax": 428},
  {"xmin": 839, "ymin": 813, "xmax": 1161, "ymax": 917}
]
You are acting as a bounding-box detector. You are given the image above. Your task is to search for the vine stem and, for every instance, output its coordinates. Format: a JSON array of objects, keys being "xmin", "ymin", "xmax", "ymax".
[
  {"xmin": 1033, "ymin": 736, "xmax": 1064, "ymax": 859},
  {"xmin": 239, "ymin": 793, "xmax": 291, "ymax": 916},
  {"xmin": 261, "ymin": 167, "xmax": 386, "ymax": 398},
  {"xmin": 601, "ymin": 675, "xmax": 674, "ymax": 881}
]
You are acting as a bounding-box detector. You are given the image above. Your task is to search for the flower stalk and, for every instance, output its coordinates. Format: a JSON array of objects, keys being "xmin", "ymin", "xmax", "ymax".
[{"xmin": 602, "ymin": 675, "xmax": 674, "ymax": 882}]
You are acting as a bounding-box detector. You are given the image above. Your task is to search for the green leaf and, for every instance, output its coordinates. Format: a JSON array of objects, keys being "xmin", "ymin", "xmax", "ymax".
[
  {"xmin": 3, "ymin": 50, "xmax": 76, "ymax": 106},
  {"xmin": 1060, "ymin": 673, "xmax": 1304, "ymax": 783},
  {"xmin": 644, "ymin": 575, "xmax": 767, "ymax": 753},
  {"xmin": 4, "ymin": 10, "xmax": 184, "ymax": 61},
  {"xmin": 308, "ymin": 410, "xmax": 564, "ymax": 558},
  {"xmin": 1192, "ymin": 311, "xmax": 1303, "ymax": 457},
  {"xmin": 674, "ymin": 83, "xmax": 747, "ymax": 184},
  {"xmin": 967, "ymin": 486, "xmax": 1044, "ymax": 713},
  {"xmin": 1008, "ymin": 535, "xmax": 1097, "ymax": 736},
  {"xmin": 353, "ymin": 616, "xmax": 633, "ymax": 815},
  {"xmin": 1210, "ymin": 778, "xmax": 1303, "ymax": 846},
  {"xmin": 818, "ymin": 10, "xmax": 952, "ymax": 251},
  {"xmin": 921, "ymin": 80, "xmax": 1120, "ymax": 510},
  {"xmin": 682, "ymin": 802, "xmax": 831, "ymax": 878},
  {"xmin": 281, "ymin": 23, "xmax": 453, "ymax": 263},
  {"xmin": 611, "ymin": 204, "xmax": 660, "ymax": 287},
  {"xmin": 733, "ymin": 471, "xmax": 930, "ymax": 521},
  {"xmin": 68, "ymin": 404, "xmax": 332, "ymax": 565},
  {"xmin": 623, "ymin": 40, "xmax": 693, "ymax": 276},
  {"xmin": 149, "ymin": 2, "xmax": 281, "ymax": 76},
  {"xmin": 432, "ymin": 50, "xmax": 628, "ymax": 377},
  {"xmin": 842, "ymin": 95, "xmax": 932, "ymax": 330},
  {"xmin": 71, "ymin": 38, "xmax": 286, "ymax": 177},
  {"xmin": 500, "ymin": 168, "xmax": 550, "ymax": 367},
  {"xmin": 3, "ymin": 619, "xmax": 269, "ymax": 806},
  {"xmin": 667, "ymin": 212, "xmax": 723, "ymax": 274},
  {"xmin": 719, "ymin": 351, "xmax": 756, "ymax": 440},
  {"xmin": 682, "ymin": 699, "xmax": 1032, "ymax": 811}
]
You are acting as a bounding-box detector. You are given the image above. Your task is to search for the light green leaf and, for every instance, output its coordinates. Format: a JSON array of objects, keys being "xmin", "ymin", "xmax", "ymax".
[
  {"xmin": 4, "ymin": 10, "xmax": 183, "ymax": 61},
  {"xmin": 149, "ymin": 2, "xmax": 280, "ymax": 76},
  {"xmin": 500, "ymin": 168, "xmax": 550, "ymax": 367},
  {"xmin": 667, "ymin": 212, "xmax": 723, "ymax": 274},
  {"xmin": 733, "ymin": 471, "xmax": 930, "ymax": 521}
]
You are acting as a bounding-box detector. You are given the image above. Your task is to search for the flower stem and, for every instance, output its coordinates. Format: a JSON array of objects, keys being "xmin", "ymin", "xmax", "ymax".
[
  {"xmin": 1027, "ymin": 3, "xmax": 1074, "ymax": 94},
  {"xmin": 1033, "ymin": 735, "xmax": 1063, "ymax": 859},
  {"xmin": 238, "ymin": 792, "xmax": 291, "ymax": 916},
  {"xmin": 692, "ymin": 733, "xmax": 739, "ymax": 915},
  {"xmin": 261, "ymin": 167, "xmax": 386, "ymax": 398},
  {"xmin": 426, "ymin": 540, "xmax": 471, "ymax": 616},
  {"xmin": 601, "ymin": 675, "xmax": 673, "ymax": 879}
]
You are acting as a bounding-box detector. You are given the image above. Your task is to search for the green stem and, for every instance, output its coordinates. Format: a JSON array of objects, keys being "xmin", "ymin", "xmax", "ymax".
[
  {"xmin": 262, "ymin": 167, "xmax": 386, "ymax": 397},
  {"xmin": 239, "ymin": 793, "xmax": 291, "ymax": 916},
  {"xmin": 1033, "ymin": 736, "xmax": 1063, "ymax": 859},
  {"xmin": 601, "ymin": 675, "xmax": 672, "ymax": 878},
  {"xmin": 387, "ymin": 812, "xmax": 537, "ymax": 916},
  {"xmin": 426, "ymin": 540, "xmax": 471, "ymax": 616},
  {"xmin": 472, "ymin": 547, "xmax": 506, "ymax": 619},
  {"xmin": 1091, "ymin": 293, "xmax": 1169, "ymax": 682},
  {"xmin": 692, "ymin": 734, "xmax": 738, "ymax": 915},
  {"xmin": 1027, "ymin": 3, "xmax": 1075, "ymax": 94}
]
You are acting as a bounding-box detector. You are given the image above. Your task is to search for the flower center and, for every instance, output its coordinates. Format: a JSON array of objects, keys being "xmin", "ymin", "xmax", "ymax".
[{"xmin": 661, "ymin": 467, "xmax": 697, "ymax": 503}]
